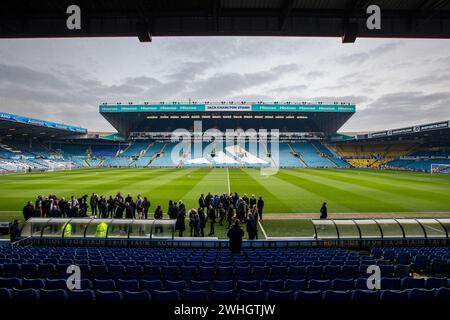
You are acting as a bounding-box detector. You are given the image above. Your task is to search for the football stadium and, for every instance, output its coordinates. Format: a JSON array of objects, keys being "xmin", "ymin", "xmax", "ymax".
[{"xmin": 0, "ymin": 0, "xmax": 449, "ymax": 310}]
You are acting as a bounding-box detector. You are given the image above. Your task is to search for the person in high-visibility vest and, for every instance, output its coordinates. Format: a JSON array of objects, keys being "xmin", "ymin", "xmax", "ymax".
[
  {"xmin": 62, "ymin": 223, "xmax": 72, "ymax": 238},
  {"xmin": 96, "ymin": 222, "xmax": 108, "ymax": 238}
]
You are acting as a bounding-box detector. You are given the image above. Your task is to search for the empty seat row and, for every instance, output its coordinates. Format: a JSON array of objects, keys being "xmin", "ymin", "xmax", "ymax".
[
  {"xmin": 1, "ymin": 287, "xmax": 449, "ymax": 302},
  {"xmin": 1, "ymin": 277, "xmax": 448, "ymax": 292}
]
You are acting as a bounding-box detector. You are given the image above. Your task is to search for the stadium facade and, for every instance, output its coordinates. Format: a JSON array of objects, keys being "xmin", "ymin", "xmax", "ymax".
[{"xmin": 0, "ymin": 103, "xmax": 449, "ymax": 174}]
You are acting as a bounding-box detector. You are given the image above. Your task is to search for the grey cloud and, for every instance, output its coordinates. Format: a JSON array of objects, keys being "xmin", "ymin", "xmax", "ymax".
[{"xmin": 341, "ymin": 91, "xmax": 450, "ymax": 131}]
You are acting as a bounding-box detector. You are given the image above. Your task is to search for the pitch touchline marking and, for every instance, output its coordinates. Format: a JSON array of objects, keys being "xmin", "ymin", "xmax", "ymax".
[
  {"xmin": 258, "ymin": 221, "xmax": 268, "ymax": 239},
  {"xmin": 226, "ymin": 168, "xmax": 231, "ymax": 194}
]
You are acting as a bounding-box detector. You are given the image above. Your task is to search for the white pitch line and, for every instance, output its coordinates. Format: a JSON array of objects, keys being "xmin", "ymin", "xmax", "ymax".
[
  {"xmin": 226, "ymin": 168, "xmax": 231, "ymax": 193},
  {"xmin": 258, "ymin": 221, "xmax": 268, "ymax": 240}
]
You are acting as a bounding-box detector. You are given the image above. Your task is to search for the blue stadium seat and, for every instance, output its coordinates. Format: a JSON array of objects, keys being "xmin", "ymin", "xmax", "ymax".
[
  {"xmin": 340, "ymin": 265, "xmax": 359, "ymax": 279},
  {"xmin": 306, "ymin": 266, "xmax": 323, "ymax": 279},
  {"xmin": 91, "ymin": 265, "xmax": 109, "ymax": 279},
  {"xmin": 380, "ymin": 278, "xmax": 402, "ymax": 290},
  {"xmin": 216, "ymin": 267, "xmax": 233, "ymax": 280},
  {"xmin": 141, "ymin": 280, "xmax": 163, "ymax": 292},
  {"xmin": 38, "ymin": 264, "xmax": 56, "ymax": 279},
  {"xmin": 430, "ymin": 259, "xmax": 448, "ymax": 275},
  {"xmin": 22, "ymin": 278, "xmax": 45, "ymax": 289},
  {"xmin": 308, "ymin": 279, "xmax": 330, "ymax": 291},
  {"xmin": 266, "ymin": 290, "xmax": 293, "ymax": 301},
  {"xmin": 210, "ymin": 290, "xmax": 235, "ymax": 301},
  {"xmin": 323, "ymin": 265, "xmax": 340, "ymax": 279},
  {"xmin": 69, "ymin": 289, "xmax": 96, "ymax": 301},
  {"xmin": 284, "ymin": 279, "xmax": 307, "ymax": 291},
  {"xmin": 238, "ymin": 289, "xmax": 266, "ymax": 301},
  {"xmin": 93, "ymin": 279, "xmax": 116, "ymax": 291},
  {"xmin": 124, "ymin": 290, "xmax": 151, "ymax": 301},
  {"xmin": 260, "ymin": 279, "xmax": 283, "ymax": 291},
  {"xmin": 351, "ymin": 289, "xmax": 381, "ymax": 301},
  {"xmin": 252, "ymin": 266, "xmax": 270, "ymax": 280},
  {"xmin": 45, "ymin": 279, "xmax": 67, "ymax": 290},
  {"xmin": 235, "ymin": 266, "xmax": 252, "ymax": 280},
  {"xmin": 152, "ymin": 290, "xmax": 180, "ymax": 301},
  {"xmin": 143, "ymin": 265, "xmax": 161, "ymax": 279},
  {"xmin": 198, "ymin": 267, "xmax": 215, "ymax": 280},
  {"xmin": 0, "ymin": 288, "xmax": 12, "ymax": 300},
  {"xmin": 117, "ymin": 279, "xmax": 140, "ymax": 292},
  {"xmin": 212, "ymin": 280, "xmax": 234, "ymax": 291},
  {"xmin": 40, "ymin": 289, "xmax": 68, "ymax": 301},
  {"xmin": 0, "ymin": 277, "xmax": 22, "ymax": 289},
  {"xmin": 402, "ymin": 277, "xmax": 425, "ymax": 289},
  {"xmin": 21, "ymin": 264, "xmax": 38, "ymax": 278},
  {"xmin": 180, "ymin": 266, "xmax": 197, "ymax": 281},
  {"xmin": 294, "ymin": 290, "xmax": 323, "ymax": 301},
  {"xmin": 396, "ymin": 252, "xmax": 411, "ymax": 265},
  {"xmin": 425, "ymin": 277, "xmax": 447, "ymax": 289},
  {"xmin": 96, "ymin": 290, "xmax": 124, "ymax": 301},
  {"xmin": 12, "ymin": 288, "xmax": 40, "ymax": 301},
  {"xmin": 407, "ymin": 288, "xmax": 435, "ymax": 301},
  {"xmin": 286, "ymin": 266, "xmax": 304, "ymax": 280},
  {"xmin": 323, "ymin": 290, "xmax": 351, "ymax": 301},
  {"xmin": 394, "ymin": 264, "xmax": 411, "ymax": 277},
  {"xmin": 162, "ymin": 266, "xmax": 179, "ymax": 280},
  {"xmin": 182, "ymin": 289, "xmax": 209, "ymax": 301},
  {"xmin": 270, "ymin": 266, "xmax": 287, "ymax": 279},
  {"xmin": 2, "ymin": 263, "xmax": 20, "ymax": 277},
  {"xmin": 189, "ymin": 280, "xmax": 211, "ymax": 291},
  {"xmin": 413, "ymin": 255, "xmax": 429, "ymax": 273},
  {"xmin": 379, "ymin": 265, "xmax": 395, "ymax": 277},
  {"xmin": 126, "ymin": 265, "xmax": 143, "ymax": 279},
  {"xmin": 380, "ymin": 290, "xmax": 409, "ymax": 301},
  {"xmin": 236, "ymin": 280, "xmax": 259, "ymax": 291},
  {"xmin": 332, "ymin": 279, "xmax": 355, "ymax": 291},
  {"xmin": 435, "ymin": 287, "xmax": 450, "ymax": 302},
  {"xmin": 164, "ymin": 280, "xmax": 187, "ymax": 291},
  {"xmin": 109, "ymin": 265, "xmax": 126, "ymax": 279}
]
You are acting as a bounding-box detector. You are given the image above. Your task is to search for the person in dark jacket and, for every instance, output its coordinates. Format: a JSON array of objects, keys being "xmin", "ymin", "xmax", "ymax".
[
  {"xmin": 320, "ymin": 202, "xmax": 328, "ymax": 219},
  {"xmin": 22, "ymin": 201, "xmax": 34, "ymax": 221},
  {"xmin": 154, "ymin": 205, "xmax": 163, "ymax": 234},
  {"xmin": 207, "ymin": 205, "xmax": 216, "ymax": 236},
  {"xmin": 90, "ymin": 193, "xmax": 98, "ymax": 216},
  {"xmin": 175, "ymin": 210, "xmax": 186, "ymax": 237},
  {"xmin": 257, "ymin": 196, "xmax": 264, "ymax": 220},
  {"xmin": 115, "ymin": 202, "xmax": 124, "ymax": 219},
  {"xmin": 142, "ymin": 197, "xmax": 151, "ymax": 219},
  {"xmin": 246, "ymin": 213, "xmax": 257, "ymax": 240},
  {"xmin": 9, "ymin": 219, "xmax": 21, "ymax": 242},
  {"xmin": 249, "ymin": 194, "xmax": 257, "ymax": 210},
  {"xmin": 227, "ymin": 220, "xmax": 244, "ymax": 254},
  {"xmin": 125, "ymin": 202, "xmax": 134, "ymax": 219},
  {"xmin": 99, "ymin": 196, "xmax": 108, "ymax": 218},
  {"xmin": 198, "ymin": 194, "xmax": 206, "ymax": 211},
  {"xmin": 107, "ymin": 196, "xmax": 114, "ymax": 218},
  {"xmin": 198, "ymin": 207, "xmax": 206, "ymax": 237},
  {"xmin": 226, "ymin": 204, "xmax": 234, "ymax": 229}
]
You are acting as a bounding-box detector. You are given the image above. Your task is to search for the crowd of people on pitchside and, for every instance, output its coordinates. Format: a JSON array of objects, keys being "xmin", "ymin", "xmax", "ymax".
[{"xmin": 21, "ymin": 192, "xmax": 265, "ymax": 240}]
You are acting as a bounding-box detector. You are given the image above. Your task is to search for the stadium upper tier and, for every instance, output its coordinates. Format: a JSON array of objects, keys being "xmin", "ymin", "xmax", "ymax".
[
  {"xmin": 0, "ymin": 139, "xmax": 349, "ymax": 172},
  {"xmin": 99, "ymin": 102, "xmax": 355, "ymax": 137}
]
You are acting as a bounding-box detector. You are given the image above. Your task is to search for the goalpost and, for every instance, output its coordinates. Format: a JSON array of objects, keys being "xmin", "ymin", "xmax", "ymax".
[{"xmin": 430, "ymin": 163, "xmax": 450, "ymax": 174}]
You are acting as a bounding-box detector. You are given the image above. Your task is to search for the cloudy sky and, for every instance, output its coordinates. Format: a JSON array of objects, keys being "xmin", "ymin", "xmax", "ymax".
[{"xmin": 0, "ymin": 37, "xmax": 449, "ymax": 133}]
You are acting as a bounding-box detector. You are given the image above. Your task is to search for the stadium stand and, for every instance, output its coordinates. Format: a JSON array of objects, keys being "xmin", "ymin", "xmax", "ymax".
[{"xmin": 0, "ymin": 246, "xmax": 447, "ymax": 301}]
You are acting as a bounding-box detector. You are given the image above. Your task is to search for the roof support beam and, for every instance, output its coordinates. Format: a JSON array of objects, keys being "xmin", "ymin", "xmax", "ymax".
[{"xmin": 279, "ymin": 0, "xmax": 295, "ymax": 31}]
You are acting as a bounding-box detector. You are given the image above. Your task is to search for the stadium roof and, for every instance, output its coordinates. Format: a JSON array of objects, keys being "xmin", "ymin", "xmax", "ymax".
[
  {"xmin": 332, "ymin": 119, "xmax": 450, "ymax": 145},
  {"xmin": 99, "ymin": 101, "xmax": 356, "ymax": 137},
  {"xmin": 2, "ymin": 0, "xmax": 450, "ymax": 42},
  {"xmin": 0, "ymin": 111, "xmax": 87, "ymax": 140}
]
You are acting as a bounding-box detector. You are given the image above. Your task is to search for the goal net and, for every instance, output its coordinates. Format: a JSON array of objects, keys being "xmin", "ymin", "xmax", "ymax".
[{"xmin": 430, "ymin": 164, "xmax": 450, "ymax": 174}]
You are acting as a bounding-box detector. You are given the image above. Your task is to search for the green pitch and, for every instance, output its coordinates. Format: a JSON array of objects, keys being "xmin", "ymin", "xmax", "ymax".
[{"xmin": 1, "ymin": 167, "xmax": 450, "ymax": 238}]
